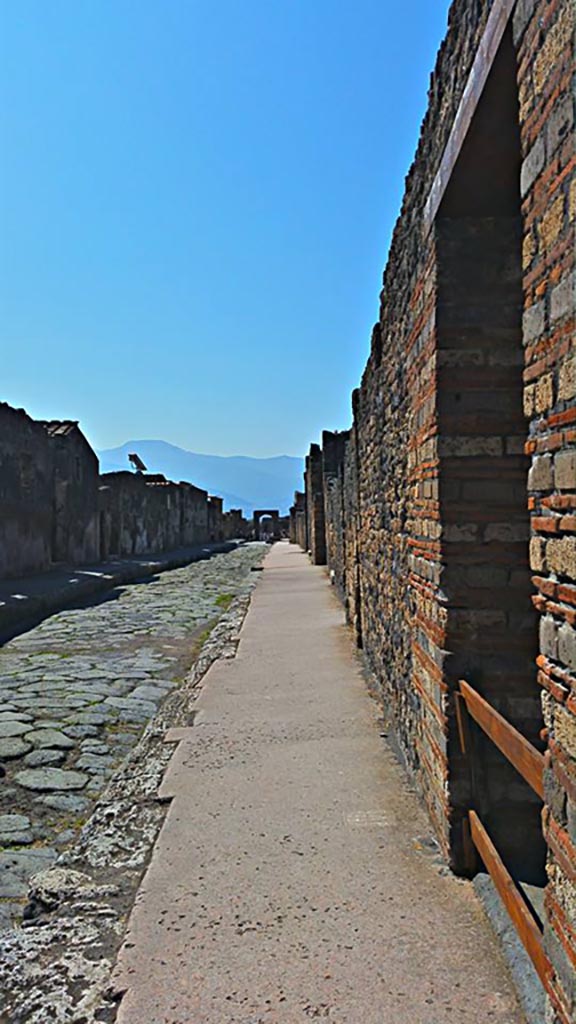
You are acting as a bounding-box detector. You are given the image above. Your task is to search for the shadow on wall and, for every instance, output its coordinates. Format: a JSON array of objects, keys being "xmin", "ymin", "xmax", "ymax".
[{"xmin": 0, "ymin": 402, "xmax": 251, "ymax": 581}]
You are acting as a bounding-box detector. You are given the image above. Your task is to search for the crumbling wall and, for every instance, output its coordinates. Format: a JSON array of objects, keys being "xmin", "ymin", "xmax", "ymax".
[
  {"xmin": 301, "ymin": 2, "xmax": 575, "ymax": 1018},
  {"xmin": 207, "ymin": 496, "xmax": 224, "ymax": 542},
  {"xmin": 98, "ymin": 473, "xmax": 206, "ymax": 556},
  {"xmin": 41, "ymin": 422, "xmax": 100, "ymax": 565},
  {"xmin": 305, "ymin": 444, "xmax": 326, "ymax": 565},
  {"xmin": 0, "ymin": 404, "xmax": 53, "ymax": 577},
  {"xmin": 180, "ymin": 482, "xmax": 210, "ymax": 546},
  {"xmin": 289, "ymin": 492, "xmax": 307, "ymax": 549},
  {"xmin": 223, "ymin": 508, "xmax": 249, "ymax": 540},
  {"xmin": 0, "ymin": 402, "xmax": 239, "ymax": 577},
  {"xmin": 322, "ymin": 431, "xmax": 349, "ymax": 601}
]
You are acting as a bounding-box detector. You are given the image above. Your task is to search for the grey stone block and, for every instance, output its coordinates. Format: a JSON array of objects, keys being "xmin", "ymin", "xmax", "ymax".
[
  {"xmin": 539, "ymin": 615, "xmax": 558, "ymax": 660},
  {"xmin": 546, "ymin": 93, "xmax": 575, "ymax": 157},
  {"xmin": 554, "ymin": 451, "xmax": 576, "ymax": 491},
  {"xmin": 522, "ymin": 300, "xmax": 545, "ymax": 344},
  {"xmin": 521, "ymin": 135, "xmax": 545, "ymax": 198},
  {"xmin": 513, "ymin": 0, "xmax": 536, "ymax": 45},
  {"xmin": 550, "ymin": 271, "xmax": 575, "ymax": 324},
  {"xmin": 558, "ymin": 622, "xmax": 576, "ymax": 671},
  {"xmin": 528, "ymin": 454, "xmax": 553, "ymax": 491}
]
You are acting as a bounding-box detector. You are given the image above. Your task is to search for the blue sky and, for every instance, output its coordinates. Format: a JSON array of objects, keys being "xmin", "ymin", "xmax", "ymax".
[{"xmin": 1, "ymin": 1, "xmax": 450, "ymax": 457}]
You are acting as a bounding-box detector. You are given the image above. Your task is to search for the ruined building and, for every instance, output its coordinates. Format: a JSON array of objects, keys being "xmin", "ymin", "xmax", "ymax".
[
  {"xmin": 0, "ymin": 402, "xmax": 248, "ymax": 579},
  {"xmin": 295, "ymin": 2, "xmax": 575, "ymax": 1020}
]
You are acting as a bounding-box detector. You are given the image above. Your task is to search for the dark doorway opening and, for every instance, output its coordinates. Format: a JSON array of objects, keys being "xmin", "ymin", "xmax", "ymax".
[{"xmin": 436, "ymin": 27, "xmax": 545, "ymax": 884}]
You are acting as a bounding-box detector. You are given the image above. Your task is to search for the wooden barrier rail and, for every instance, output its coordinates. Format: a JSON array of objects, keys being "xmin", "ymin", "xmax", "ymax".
[
  {"xmin": 468, "ymin": 811, "xmax": 551, "ymax": 989},
  {"xmin": 456, "ymin": 680, "xmax": 566, "ymax": 1018},
  {"xmin": 458, "ymin": 679, "xmax": 545, "ymax": 799}
]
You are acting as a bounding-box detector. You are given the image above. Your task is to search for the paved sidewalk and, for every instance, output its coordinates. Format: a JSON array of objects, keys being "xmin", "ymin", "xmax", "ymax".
[
  {"xmin": 0, "ymin": 541, "xmax": 238, "ymax": 641},
  {"xmin": 113, "ymin": 542, "xmax": 524, "ymax": 1024}
]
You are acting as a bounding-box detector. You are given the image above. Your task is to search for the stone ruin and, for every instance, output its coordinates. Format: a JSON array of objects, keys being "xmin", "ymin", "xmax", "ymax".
[
  {"xmin": 293, "ymin": 2, "xmax": 575, "ymax": 1020},
  {"xmin": 0, "ymin": 402, "xmax": 250, "ymax": 579}
]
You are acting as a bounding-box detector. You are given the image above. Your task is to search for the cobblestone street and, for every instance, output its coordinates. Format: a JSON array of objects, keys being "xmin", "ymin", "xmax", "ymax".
[{"xmin": 0, "ymin": 542, "xmax": 266, "ymax": 930}]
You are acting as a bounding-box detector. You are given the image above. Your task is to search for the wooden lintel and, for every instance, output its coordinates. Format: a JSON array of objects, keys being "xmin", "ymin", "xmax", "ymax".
[
  {"xmin": 423, "ymin": 0, "xmax": 517, "ymax": 231},
  {"xmin": 459, "ymin": 679, "xmax": 545, "ymax": 799}
]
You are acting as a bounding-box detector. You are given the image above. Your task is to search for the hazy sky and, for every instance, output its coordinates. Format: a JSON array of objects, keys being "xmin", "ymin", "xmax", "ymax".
[{"xmin": 1, "ymin": 1, "xmax": 450, "ymax": 457}]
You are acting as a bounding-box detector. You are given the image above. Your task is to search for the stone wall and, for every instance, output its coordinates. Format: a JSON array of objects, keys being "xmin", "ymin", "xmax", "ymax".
[
  {"xmin": 305, "ymin": 444, "xmax": 326, "ymax": 565},
  {"xmin": 322, "ymin": 431, "xmax": 349, "ymax": 603},
  {"xmin": 301, "ymin": 2, "xmax": 575, "ymax": 1019},
  {"xmin": 289, "ymin": 491, "xmax": 307, "ymax": 549},
  {"xmin": 98, "ymin": 473, "xmax": 181, "ymax": 557},
  {"xmin": 180, "ymin": 482, "xmax": 210, "ymax": 546},
  {"xmin": 207, "ymin": 496, "xmax": 225, "ymax": 542},
  {"xmin": 41, "ymin": 421, "xmax": 100, "ymax": 566},
  {"xmin": 0, "ymin": 404, "xmax": 54, "ymax": 578},
  {"xmin": 0, "ymin": 402, "xmax": 249, "ymax": 577}
]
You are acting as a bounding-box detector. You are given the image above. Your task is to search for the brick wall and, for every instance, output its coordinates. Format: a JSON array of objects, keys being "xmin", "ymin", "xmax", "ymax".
[
  {"xmin": 515, "ymin": 0, "xmax": 576, "ymax": 1016},
  {"xmin": 299, "ymin": 2, "xmax": 575, "ymax": 1018}
]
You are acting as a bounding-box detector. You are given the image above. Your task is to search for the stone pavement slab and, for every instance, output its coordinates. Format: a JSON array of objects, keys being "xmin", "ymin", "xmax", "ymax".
[
  {"xmin": 0, "ymin": 543, "xmax": 266, "ymax": 933},
  {"xmin": 113, "ymin": 542, "xmax": 524, "ymax": 1024}
]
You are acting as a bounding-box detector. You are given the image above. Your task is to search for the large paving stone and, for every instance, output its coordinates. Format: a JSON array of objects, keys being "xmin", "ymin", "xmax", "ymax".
[
  {"xmin": 24, "ymin": 729, "xmax": 75, "ymax": 750},
  {"xmin": 65, "ymin": 724, "xmax": 100, "ymax": 738},
  {"xmin": 0, "ymin": 811, "xmax": 32, "ymax": 843},
  {"xmin": 14, "ymin": 768, "xmax": 89, "ymax": 792},
  {"xmin": 0, "ymin": 712, "xmax": 33, "ymax": 723},
  {"xmin": 130, "ymin": 685, "xmax": 169, "ymax": 702},
  {"xmin": 75, "ymin": 754, "xmax": 115, "ymax": 772},
  {"xmin": 80, "ymin": 741, "xmax": 110, "ymax": 754},
  {"xmin": 0, "ymin": 813, "xmax": 31, "ymax": 832},
  {"xmin": 36, "ymin": 794, "xmax": 90, "ymax": 814},
  {"xmin": 23, "ymin": 748, "xmax": 66, "ymax": 767},
  {"xmin": 0, "ymin": 737, "xmax": 32, "ymax": 759},
  {"xmin": 0, "ymin": 721, "xmax": 30, "ymax": 738}
]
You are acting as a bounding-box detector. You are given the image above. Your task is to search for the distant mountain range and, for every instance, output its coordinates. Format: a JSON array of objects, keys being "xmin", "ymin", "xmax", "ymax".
[{"xmin": 97, "ymin": 440, "xmax": 304, "ymax": 516}]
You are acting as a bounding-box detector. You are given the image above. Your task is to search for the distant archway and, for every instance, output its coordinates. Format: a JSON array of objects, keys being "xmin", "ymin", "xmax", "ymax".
[{"xmin": 253, "ymin": 509, "xmax": 280, "ymax": 542}]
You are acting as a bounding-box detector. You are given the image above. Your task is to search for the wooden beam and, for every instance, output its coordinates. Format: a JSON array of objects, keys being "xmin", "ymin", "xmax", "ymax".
[
  {"xmin": 423, "ymin": 0, "xmax": 516, "ymax": 230},
  {"xmin": 469, "ymin": 810, "xmax": 551, "ymax": 989},
  {"xmin": 459, "ymin": 679, "xmax": 545, "ymax": 799}
]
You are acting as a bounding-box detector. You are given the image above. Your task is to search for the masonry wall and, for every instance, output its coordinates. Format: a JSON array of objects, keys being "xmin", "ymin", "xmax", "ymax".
[
  {"xmin": 0, "ymin": 400, "xmax": 245, "ymax": 576},
  {"xmin": 180, "ymin": 482, "xmax": 210, "ymax": 546},
  {"xmin": 301, "ymin": 2, "xmax": 575, "ymax": 1019},
  {"xmin": 289, "ymin": 492, "xmax": 307, "ymax": 549},
  {"xmin": 0, "ymin": 404, "xmax": 53, "ymax": 578},
  {"xmin": 207, "ymin": 496, "xmax": 224, "ymax": 542},
  {"xmin": 98, "ymin": 473, "xmax": 219, "ymax": 557},
  {"xmin": 322, "ymin": 431, "xmax": 349, "ymax": 602},
  {"xmin": 305, "ymin": 444, "xmax": 326, "ymax": 565},
  {"xmin": 42, "ymin": 422, "xmax": 100, "ymax": 566},
  {"xmin": 515, "ymin": 1, "xmax": 576, "ymax": 1014}
]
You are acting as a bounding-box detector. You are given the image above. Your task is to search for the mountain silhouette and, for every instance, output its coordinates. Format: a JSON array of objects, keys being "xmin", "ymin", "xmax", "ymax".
[{"xmin": 97, "ymin": 440, "xmax": 304, "ymax": 516}]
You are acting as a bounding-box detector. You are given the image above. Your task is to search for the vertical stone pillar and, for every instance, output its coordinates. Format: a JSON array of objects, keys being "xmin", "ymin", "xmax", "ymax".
[{"xmin": 305, "ymin": 444, "xmax": 326, "ymax": 565}]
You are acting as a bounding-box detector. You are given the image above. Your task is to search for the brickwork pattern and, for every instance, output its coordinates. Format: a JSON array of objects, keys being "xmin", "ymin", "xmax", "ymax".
[
  {"xmin": 515, "ymin": 1, "xmax": 576, "ymax": 1017},
  {"xmin": 300, "ymin": 2, "xmax": 575, "ymax": 1019}
]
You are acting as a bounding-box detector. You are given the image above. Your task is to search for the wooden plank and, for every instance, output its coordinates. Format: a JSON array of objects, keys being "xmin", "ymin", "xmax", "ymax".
[
  {"xmin": 469, "ymin": 810, "xmax": 552, "ymax": 989},
  {"xmin": 459, "ymin": 679, "xmax": 545, "ymax": 799},
  {"xmin": 423, "ymin": 0, "xmax": 516, "ymax": 230}
]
